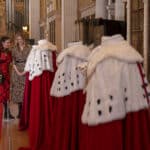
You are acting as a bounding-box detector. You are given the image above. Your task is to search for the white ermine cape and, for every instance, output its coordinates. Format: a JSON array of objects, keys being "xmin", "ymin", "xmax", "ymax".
[
  {"xmin": 82, "ymin": 35, "xmax": 150, "ymax": 126},
  {"xmin": 24, "ymin": 39, "xmax": 57, "ymax": 80},
  {"xmin": 50, "ymin": 45, "xmax": 91, "ymax": 97}
]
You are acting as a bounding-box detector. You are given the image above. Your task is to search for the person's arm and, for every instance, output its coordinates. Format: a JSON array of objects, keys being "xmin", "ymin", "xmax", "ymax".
[
  {"xmin": 13, "ymin": 64, "xmax": 25, "ymax": 76},
  {"xmin": 11, "ymin": 47, "xmax": 24, "ymax": 76},
  {"xmin": 19, "ymin": 70, "xmax": 26, "ymax": 76},
  {"xmin": 13, "ymin": 64, "xmax": 21, "ymax": 75}
]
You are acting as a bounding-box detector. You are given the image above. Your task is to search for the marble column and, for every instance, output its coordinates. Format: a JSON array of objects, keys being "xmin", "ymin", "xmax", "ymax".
[
  {"xmin": 107, "ymin": 0, "xmax": 114, "ymax": 19},
  {"xmin": 126, "ymin": 0, "xmax": 131, "ymax": 43},
  {"xmin": 95, "ymin": 0, "xmax": 108, "ymax": 19},
  {"xmin": 29, "ymin": 0, "xmax": 40, "ymax": 41},
  {"xmin": 143, "ymin": 0, "xmax": 149, "ymax": 74},
  {"xmin": 5, "ymin": 0, "xmax": 13, "ymax": 33},
  {"xmin": 115, "ymin": 0, "xmax": 125, "ymax": 21},
  {"xmin": 0, "ymin": 1, "xmax": 7, "ymax": 35},
  {"xmin": 24, "ymin": 0, "xmax": 29, "ymax": 25}
]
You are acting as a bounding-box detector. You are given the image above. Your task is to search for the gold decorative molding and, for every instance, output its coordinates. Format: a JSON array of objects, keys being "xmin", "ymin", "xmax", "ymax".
[
  {"xmin": 0, "ymin": 1, "xmax": 6, "ymax": 35},
  {"xmin": 79, "ymin": 2, "xmax": 95, "ymax": 18}
]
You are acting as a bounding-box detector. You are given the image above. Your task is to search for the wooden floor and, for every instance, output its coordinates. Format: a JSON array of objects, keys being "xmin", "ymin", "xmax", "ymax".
[{"xmin": 0, "ymin": 103, "xmax": 29, "ymax": 150}]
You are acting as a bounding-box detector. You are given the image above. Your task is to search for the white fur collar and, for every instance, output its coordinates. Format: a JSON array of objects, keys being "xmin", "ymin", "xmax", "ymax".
[
  {"xmin": 68, "ymin": 41, "xmax": 83, "ymax": 47},
  {"xmin": 87, "ymin": 40, "xmax": 143, "ymax": 78},
  {"xmin": 38, "ymin": 39, "xmax": 57, "ymax": 51},
  {"xmin": 101, "ymin": 34, "xmax": 124, "ymax": 45},
  {"xmin": 57, "ymin": 45, "xmax": 91, "ymax": 64},
  {"xmin": 31, "ymin": 45, "xmax": 39, "ymax": 50}
]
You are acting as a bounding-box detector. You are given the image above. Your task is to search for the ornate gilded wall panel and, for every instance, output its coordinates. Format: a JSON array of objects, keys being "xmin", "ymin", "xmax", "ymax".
[
  {"xmin": 56, "ymin": 0, "xmax": 61, "ymax": 10},
  {"xmin": 0, "ymin": 1, "xmax": 6, "ymax": 36},
  {"xmin": 49, "ymin": 20, "xmax": 56, "ymax": 44},
  {"xmin": 13, "ymin": 0, "xmax": 28, "ymax": 32},
  {"xmin": 40, "ymin": 0, "xmax": 46, "ymax": 22},
  {"xmin": 15, "ymin": 1, "xmax": 24, "ymax": 13},
  {"xmin": 46, "ymin": 0, "xmax": 61, "ymax": 49},
  {"xmin": 131, "ymin": 0, "xmax": 144, "ymax": 55},
  {"xmin": 79, "ymin": 0, "xmax": 95, "ymax": 9}
]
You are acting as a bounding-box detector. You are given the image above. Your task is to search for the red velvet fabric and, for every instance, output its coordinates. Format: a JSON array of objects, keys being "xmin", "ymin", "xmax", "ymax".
[
  {"xmin": 29, "ymin": 71, "xmax": 54, "ymax": 149},
  {"xmin": 19, "ymin": 52, "xmax": 56, "ymax": 150},
  {"xmin": 80, "ymin": 109, "xmax": 150, "ymax": 150},
  {"xmin": 0, "ymin": 103, "xmax": 3, "ymax": 140},
  {"xmin": 19, "ymin": 52, "xmax": 57, "ymax": 131},
  {"xmin": 18, "ymin": 53, "xmax": 150, "ymax": 150},
  {"xmin": 19, "ymin": 73, "xmax": 31, "ymax": 130},
  {"xmin": 124, "ymin": 109, "xmax": 150, "ymax": 150},
  {"xmin": 19, "ymin": 71, "xmax": 55, "ymax": 150},
  {"xmin": 19, "ymin": 90, "xmax": 150, "ymax": 150},
  {"xmin": 51, "ymin": 89, "xmax": 150, "ymax": 150},
  {"xmin": 51, "ymin": 90, "xmax": 86, "ymax": 150}
]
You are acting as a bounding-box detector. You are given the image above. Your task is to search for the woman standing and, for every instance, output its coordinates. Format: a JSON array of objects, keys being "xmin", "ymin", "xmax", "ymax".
[
  {"xmin": 0, "ymin": 36, "xmax": 14, "ymax": 119},
  {"xmin": 11, "ymin": 34, "xmax": 30, "ymax": 118}
]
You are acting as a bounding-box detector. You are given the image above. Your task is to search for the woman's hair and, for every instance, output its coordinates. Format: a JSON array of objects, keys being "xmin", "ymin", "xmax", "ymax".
[
  {"xmin": 0, "ymin": 36, "xmax": 11, "ymax": 48},
  {"xmin": 14, "ymin": 33, "xmax": 26, "ymax": 49},
  {"xmin": 15, "ymin": 33, "xmax": 25, "ymax": 41},
  {"xmin": 0, "ymin": 36, "xmax": 10, "ymax": 43}
]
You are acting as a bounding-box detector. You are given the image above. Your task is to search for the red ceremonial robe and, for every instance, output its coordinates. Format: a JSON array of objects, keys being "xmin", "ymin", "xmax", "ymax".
[
  {"xmin": 51, "ymin": 91, "xmax": 86, "ymax": 150},
  {"xmin": 0, "ymin": 103, "xmax": 3, "ymax": 140},
  {"xmin": 19, "ymin": 52, "xmax": 56, "ymax": 150},
  {"xmin": 19, "ymin": 73, "xmax": 31, "ymax": 130}
]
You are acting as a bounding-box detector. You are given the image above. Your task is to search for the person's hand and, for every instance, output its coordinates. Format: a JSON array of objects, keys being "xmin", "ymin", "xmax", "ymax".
[
  {"xmin": 13, "ymin": 64, "xmax": 16, "ymax": 68},
  {"xmin": 18, "ymin": 71, "xmax": 25, "ymax": 76},
  {"xmin": 13, "ymin": 64, "xmax": 25, "ymax": 76}
]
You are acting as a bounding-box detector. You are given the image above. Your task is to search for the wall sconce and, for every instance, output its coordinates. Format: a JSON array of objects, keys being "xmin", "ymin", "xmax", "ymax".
[{"xmin": 22, "ymin": 25, "xmax": 28, "ymax": 32}]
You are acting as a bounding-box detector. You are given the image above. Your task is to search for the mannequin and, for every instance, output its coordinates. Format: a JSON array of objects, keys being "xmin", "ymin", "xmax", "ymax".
[
  {"xmin": 50, "ymin": 44, "xmax": 91, "ymax": 150},
  {"xmin": 80, "ymin": 34, "xmax": 150, "ymax": 150},
  {"xmin": 19, "ymin": 39, "xmax": 57, "ymax": 150}
]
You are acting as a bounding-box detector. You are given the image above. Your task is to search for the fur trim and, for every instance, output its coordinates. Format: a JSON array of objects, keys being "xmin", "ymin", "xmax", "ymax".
[
  {"xmin": 24, "ymin": 45, "xmax": 54, "ymax": 80},
  {"xmin": 82, "ymin": 60, "xmax": 149, "ymax": 126},
  {"xmin": 68, "ymin": 41, "xmax": 83, "ymax": 47},
  {"xmin": 24, "ymin": 45, "xmax": 38, "ymax": 72},
  {"xmin": 51, "ymin": 45, "xmax": 91, "ymax": 97},
  {"xmin": 57, "ymin": 45, "xmax": 91, "ymax": 64},
  {"xmin": 101, "ymin": 34, "xmax": 124, "ymax": 45},
  {"xmin": 38, "ymin": 39, "xmax": 57, "ymax": 51},
  {"xmin": 50, "ymin": 56, "xmax": 88, "ymax": 97},
  {"xmin": 87, "ymin": 41, "xmax": 143, "ymax": 78},
  {"xmin": 32, "ymin": 45, "xmax": 39, "ymax": 49}
]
